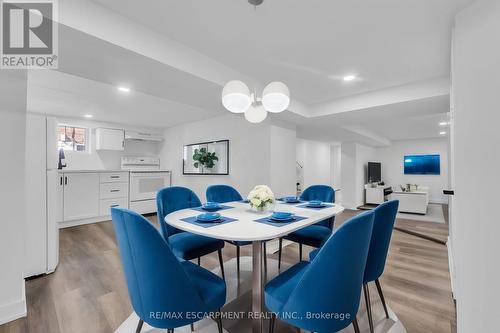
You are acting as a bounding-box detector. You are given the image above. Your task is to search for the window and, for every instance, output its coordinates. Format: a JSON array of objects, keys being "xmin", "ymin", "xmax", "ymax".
[{"xmin": 58, "ymin": 125, "xmax": 88, "ymax": 152}]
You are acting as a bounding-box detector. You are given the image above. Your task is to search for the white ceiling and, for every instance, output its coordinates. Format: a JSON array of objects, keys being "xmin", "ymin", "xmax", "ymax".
[
  {"xmin": 27, "ymin": 70, "xmax": 218, "ymax": 129},
  {"xmin": 27, "ymin": 0, "xmax": 466, "ymax": 143},
  {"xmin": 92, "ymin": 0, "xmax": 473, "ymax": 104},
  {"xmin": 276, "ymin": 95, "xmax": 450, "ymax": 145}
]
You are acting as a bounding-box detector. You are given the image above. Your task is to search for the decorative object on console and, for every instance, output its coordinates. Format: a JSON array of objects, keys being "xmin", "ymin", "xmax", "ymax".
[
  {"xmin": 183, "ymin": 140, "xmax": 229, "ymax": 175},
  {"xmin": 247, "ymin": 185, "xmax": 275, "ymax": 213}
]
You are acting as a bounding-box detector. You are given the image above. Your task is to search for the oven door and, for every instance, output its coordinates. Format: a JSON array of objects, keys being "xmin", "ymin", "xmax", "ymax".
[{"xmin": 129, "ymin": 172, "xmax": 171, "ymax": 202}]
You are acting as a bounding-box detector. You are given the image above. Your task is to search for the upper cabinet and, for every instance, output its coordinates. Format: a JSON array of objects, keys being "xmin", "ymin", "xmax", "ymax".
[{"xmin": 95, "ymin": 128, "xmax": 125, "ymax": 151}]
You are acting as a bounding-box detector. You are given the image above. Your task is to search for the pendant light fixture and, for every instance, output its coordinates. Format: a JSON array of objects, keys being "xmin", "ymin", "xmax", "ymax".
[
  {"xmin": 221, "ymin": 80, "xmax": 290, "ymax": 123},
  {"xmin": 244, "ymin": 103, "xmax": 268, "ymax": 123}
]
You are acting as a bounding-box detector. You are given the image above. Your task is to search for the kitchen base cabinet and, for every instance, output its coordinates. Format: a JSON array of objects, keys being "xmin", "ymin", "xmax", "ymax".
[
  {"xmin": 63, "ymin": 173, "xmax": 99, "ymax": 221},
  {"xmin": 58, "ymin": 171, "xmax": 129, "ymax": 229}
]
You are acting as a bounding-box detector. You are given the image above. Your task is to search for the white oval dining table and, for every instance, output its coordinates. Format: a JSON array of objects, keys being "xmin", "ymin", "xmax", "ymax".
[{"xmin": 165, "ymin": 200, "xmax": 345, "ymax": 333}]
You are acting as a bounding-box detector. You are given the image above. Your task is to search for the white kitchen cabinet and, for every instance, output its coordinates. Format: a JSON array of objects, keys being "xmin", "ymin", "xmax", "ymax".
[
  {"xmin": 95, "ymin": 128, "xmax": 124, "ymax": 151},
  {"xmin": 63, "ymin": 173, "xmax": 100, "ymax": 221}
]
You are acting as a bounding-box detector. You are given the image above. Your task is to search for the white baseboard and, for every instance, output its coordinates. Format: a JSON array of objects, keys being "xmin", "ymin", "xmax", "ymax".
[
  {"xmin": 59, "ymin": 216, "xmax": 110, "ymax": 229},
  {"xmin": 339, "ymin": 202, "xmax": 362, "ymax": 210},
  {"xmin": 0, "ymin": 282, "xmax": 26, "ymax": 325},
  {"xmin": 447, "ymin": 236, "xmax": 457, "ymax": 300}
]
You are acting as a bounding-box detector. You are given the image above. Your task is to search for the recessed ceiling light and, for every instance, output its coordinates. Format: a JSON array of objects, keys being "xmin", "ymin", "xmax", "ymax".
[
  {"xmin": 84, "ymin": 114, "xmax": 93, "ymax": 118},
  {"xmin": 439, "ymin": 131, "xmax": 447, "ymax": 135},
  {"xmin": 439, "ymin": 121, "xmax": 448, "ymax": 126},
  {"xmin": 117, "ymin": 86, "xmax": 130, "ymax": 93},
  {"xmin": 343, "ymin": 75, "xmax": 356, "ymax": 81}
]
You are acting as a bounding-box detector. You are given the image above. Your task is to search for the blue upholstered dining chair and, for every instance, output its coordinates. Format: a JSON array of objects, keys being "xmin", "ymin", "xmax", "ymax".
[
  {"xmin": 308, "ymin": 200, "xmax": 399, "ymax": 333},
  {"xmin": 265, "ymin": 210, "xmax": 375, "ymax": 333},
  {"xmin": 277, "ymin": 185, "xmax": 335, "ymax": 269},
  {"xmin": 362, "ymin": 200, "xmax": 399, "ymax": 333},
  {"xmin": 206, "ymin": 184, "xmax": 269, "ymax": 273},
  {"xmin": 111, "ymin": 208, "xmax": 226, "ymax": 333},
  {"xmin": 157, "ymin": 186, "xmax": 226, "ymax": 280}
]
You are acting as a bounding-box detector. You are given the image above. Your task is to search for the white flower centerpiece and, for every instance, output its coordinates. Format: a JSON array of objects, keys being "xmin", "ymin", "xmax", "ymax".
[{"xmin": 248, "ymin": 185, "xmax": 275, "ymax": 213}]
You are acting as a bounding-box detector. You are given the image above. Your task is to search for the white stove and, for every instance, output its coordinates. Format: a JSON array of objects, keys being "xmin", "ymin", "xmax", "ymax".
[{"xmin": 121, "ymin": 157, "xmax": 171, "ymax": 214}]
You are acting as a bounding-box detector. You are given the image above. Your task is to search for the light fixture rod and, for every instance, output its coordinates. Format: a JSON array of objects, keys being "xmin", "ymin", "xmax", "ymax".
[{"xmin": 248, "ymin": 0, "xmax": 264, "ymax": 6}]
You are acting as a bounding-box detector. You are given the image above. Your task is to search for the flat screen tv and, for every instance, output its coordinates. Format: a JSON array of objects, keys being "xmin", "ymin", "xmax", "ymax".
[
  {"xmin": 404, "ymin": 154, "xmax": 440, "ymax": 175},
  {"xmin": 367, "ymin": 162, "xmax": 381, "ymax": 183}
]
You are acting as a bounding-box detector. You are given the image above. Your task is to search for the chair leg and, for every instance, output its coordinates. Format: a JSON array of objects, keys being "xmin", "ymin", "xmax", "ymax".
[
  {"xmin": 135, "ymin": 319, "xmax": 144, "ymax": 333},
  {"xmin": 363, "ymin": 283, "xmax": 374, "ymax": 333},
  {"xmin": 197, "ymin": 257, "xmax": 201, "ymax": 266},
  {"xmin": 263, "ymin": 242, "xmax": 268, "ymax": 273},
  {"xmin": 215, "ymin": 309, "xmax": 223, "ymax": 333},
  {"xmin": 269, "ymin": 313, "xmax": 276, "ymax": 333},
  {"xmin": 375, "ymin": 279, "xmax": 390, "ymax": 319},
  {"xmin": 218, "ymin": 249, "xmax": 226, "ymax": 281},
  {"xmin": 236, "ymin": 245, "xmax": 241, "ymax": 273},
  {"xmin": 278, "ymin": 238, "xmax": 283, "ymax": 270},
  {"xmin": 352, "ymin": 317, "xmax": 360, "ymax": 333},
  {"xmin": 299, "ymin": 243, "xmax": 303, "ymax": 262}
]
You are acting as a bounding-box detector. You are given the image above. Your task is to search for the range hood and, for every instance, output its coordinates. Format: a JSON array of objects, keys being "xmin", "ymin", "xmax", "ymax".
[{"xmin": 125, "ymin": 131, "xmax": 163, "ymax": 142}]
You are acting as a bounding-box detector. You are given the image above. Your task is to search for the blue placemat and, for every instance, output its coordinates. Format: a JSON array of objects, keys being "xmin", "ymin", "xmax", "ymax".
[
  {"xmin": 191, "ymin": 204, "xmax": 234, "ymax": 213},
  {"xmin": 254, "ymin": 215, "xmax": 308, "ymax": 227},
  {"xmin": 180, "ymin": 216, "xmax": 238, "ymax": 228},
  {"xmin": 296, "ymin": 203, "xmax": 335, "ymax": 210}
]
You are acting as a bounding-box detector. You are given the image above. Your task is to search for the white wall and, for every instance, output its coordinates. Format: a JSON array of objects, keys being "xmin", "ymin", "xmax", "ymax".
[
  {"xmin": 50, "ymin": 116, "xmax": 162, "ymax": 170},
  {"xmin": 330, "ymin": 145, "xmax": 342, "ymax": 189},
  {"xmin": 296, "ymin": 139, "xmax": 332, "ymax": 190},
  {"xmin": 374, "ymin": 138, "xmax": 449, "ymax": 204},
  {"xmin": 270, "ymin": 125, "xmax": 297, "ymax": 197},
  {"xmin": 452, "ymin": 1, "xmax": 500, "ymax": 331},
  {"xmin": 340, "ymin": 142, "xmax": 375, "ymax": 209},
  {"xmin": 0, "ymin": 71, "xmax": 27, "ymax": 324},
  {"xmin": 160, "ymin": 114, "xmax": 296, "ymax": 201}
]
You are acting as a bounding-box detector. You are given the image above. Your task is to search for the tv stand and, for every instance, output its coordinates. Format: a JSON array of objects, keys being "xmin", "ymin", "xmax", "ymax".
[{"xmin": 365, "ymin": 184, "xmax": 393, "ymax": 205}]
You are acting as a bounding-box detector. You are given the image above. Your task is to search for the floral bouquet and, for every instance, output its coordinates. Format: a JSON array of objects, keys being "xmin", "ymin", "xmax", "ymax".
[{"xmin": 248, "ymin": 185, "xmax": 275, "ymax": 212}]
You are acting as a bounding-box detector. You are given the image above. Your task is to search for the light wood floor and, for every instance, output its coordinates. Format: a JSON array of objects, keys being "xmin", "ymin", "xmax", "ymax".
[{"xmin": 0, "ymin": 209, "xmax": 455, "ymax": 333}]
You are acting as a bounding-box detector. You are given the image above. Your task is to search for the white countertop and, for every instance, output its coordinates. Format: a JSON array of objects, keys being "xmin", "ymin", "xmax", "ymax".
[
  {"xmin": 57, "ymin": 169, "xmax": 127, "ymax": 173},
  {"xmin": 58, "ymin": 169, "xmax": 171, "ymax": 173}
]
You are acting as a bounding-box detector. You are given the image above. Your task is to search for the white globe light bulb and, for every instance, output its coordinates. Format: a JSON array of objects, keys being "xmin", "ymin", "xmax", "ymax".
[
  {"xmin": 222, "ymin": 80, "xmax": 252, "ymax": 113},
  {"xmin": 244, "ymin": 104, "xmax": 268, "ymax": 123},
  {"xmin": 262, "ymin": 81, "xmax": 290, "ymax": 113}
]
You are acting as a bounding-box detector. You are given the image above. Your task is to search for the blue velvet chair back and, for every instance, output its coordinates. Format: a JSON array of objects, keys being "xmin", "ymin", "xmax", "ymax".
[
  {"xmin": 206, "ymin": 185, "xmax": 243, "ymax": 203},
  {"xmin": 300, "ymin": 185, "xmax": 335, "ymax": 228},
  {"xmin": 364, "ymin": 200, "xmax": 399, "ymax": 283},
  {"xmin": 282, "ymin": 211, "xmax": 375, "ymax": 333},
  {"xmin": 111, "ymin": 208, "xmax": 207, "ymax": 329},
  {"xmin": 157, "ymin": 186, "xmax": 202, "ymax": 239}
]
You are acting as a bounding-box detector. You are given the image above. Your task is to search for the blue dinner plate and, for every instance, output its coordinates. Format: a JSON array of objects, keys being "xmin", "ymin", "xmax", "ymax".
[
  {"xmin": 307, "ymin": 200, "xmax": 326, "ymax": 208},
  {"xmin": 272, "ymin": 211, "xmax": 294, "ymax": 219},
  {"xmin": 196, "ymin": 213, "xmax": 221, "ymax": 222},
  {"xmin": 268, "ymin": 216, "xmax": 295, "ymax": 222},
  {"xmin": 202, "ymin": 202, "xmax": 221, "ymax": 211},
  {"xmin": 283, "ymin": 196, "xmax": 300, "ymax": 203}
]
